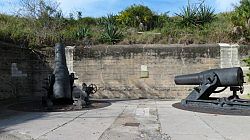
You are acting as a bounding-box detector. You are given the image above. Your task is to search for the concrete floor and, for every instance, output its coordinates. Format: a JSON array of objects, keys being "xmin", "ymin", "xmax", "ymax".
[{"xmin": 1, "ymin": 99, "xmax": 250, "ymax": 140}]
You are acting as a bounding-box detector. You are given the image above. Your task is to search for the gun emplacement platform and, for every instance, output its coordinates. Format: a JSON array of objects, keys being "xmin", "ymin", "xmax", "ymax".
[{"xmin": 174, "ymin": 67, "xmax": 250, "ymax": 111}]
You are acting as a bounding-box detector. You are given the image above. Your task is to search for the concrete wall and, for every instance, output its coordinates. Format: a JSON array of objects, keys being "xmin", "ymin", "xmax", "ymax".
[
  {"xmin": 73, "ymin": 44, "xmax": 220, "ymax": 99},
  {"xmin": 1, "ymin": 43, "xmax": 250, "ymax": 100},
  {"xmin": 73, "ymin": 44, "xmax": 250, "ymax": 99},
  {"xmin": 0, "ymin": 42, "xmax": 52, "ymax": 100}
]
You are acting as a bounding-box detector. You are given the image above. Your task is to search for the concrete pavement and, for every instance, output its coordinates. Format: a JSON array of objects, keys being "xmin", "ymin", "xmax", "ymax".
[{"xmin": 1, "ymin": 100, "xmax": 250, "ymax": 140}]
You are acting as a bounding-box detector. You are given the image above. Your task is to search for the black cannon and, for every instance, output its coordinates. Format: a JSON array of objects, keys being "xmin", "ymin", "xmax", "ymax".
[
  {"xmin": 43, "ymin": 43, "xmax": 97, "ymax": 106},
  {"xmin": 174, "ymin": 67, "xmax": 250, "ymax": 108}
]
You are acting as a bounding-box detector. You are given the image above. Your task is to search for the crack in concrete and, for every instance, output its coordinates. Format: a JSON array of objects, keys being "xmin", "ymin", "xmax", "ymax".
[
  {"xmin": 194, "ymin": 113, "xmax": 229, "ymax": 140},
  {"xmin": 155, "ymin": 100, "xmax": 172, "ymax": 140},
  {"xmin": 137, "ymin": 100, "xmax": 170, "ymax": 140},
  {"xmin": 35, "ymin": 111, "xmax": 89, "ymax": 140},
  {"xmin": 98, "ymin": 106, "xmax": 127, "ymax": 140}
]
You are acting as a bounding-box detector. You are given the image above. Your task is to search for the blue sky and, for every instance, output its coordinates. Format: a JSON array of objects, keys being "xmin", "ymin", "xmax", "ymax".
[{"xmin": 0, "ymin": 0, "xmax": 241, "ymax": 17}]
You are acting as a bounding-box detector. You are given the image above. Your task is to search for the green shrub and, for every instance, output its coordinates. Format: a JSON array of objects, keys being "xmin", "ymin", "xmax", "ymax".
[
  {"xmin": 231, "ymin": 0, "xmax": 250, "ymax": 41},
  {"xmin": 79, "ymin": 17, "xmax": 97, "ymax": 26},
  {"xmin": 159, "ymin": 13, "xmax": 232, "ymax": 44},
  {"xmin": 231, "ymin": 0, "xmax": 250, "ymax": 27},
  {"xmin": 152, "ymin": 13, "xmax": 170, "ymax": 28},
  {"xmin": 117, "ymin": 4, "xmax": 155, "ymax": 30}
]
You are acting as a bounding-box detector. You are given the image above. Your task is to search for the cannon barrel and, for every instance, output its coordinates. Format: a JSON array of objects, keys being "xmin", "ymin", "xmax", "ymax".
[
  {"xmin": 174, "ymin": 67, "xmax": 244, "ymax": 87},
  {"xmin": 53, "ymin": 43, "xmax": 71, "ymax": 100}
]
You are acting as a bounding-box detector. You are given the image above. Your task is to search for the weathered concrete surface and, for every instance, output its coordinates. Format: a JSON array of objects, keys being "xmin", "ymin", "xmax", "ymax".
[
  {"xmin": 73, "ymin": 44, "xmax": 221, "ymax": 99},
  {"xmin": 1, "ymin": 99, "xmax": 250, "ymax": 140},
  {"xmin": 0, "ymin": 42, "xmax": 52, "ymax": 100}
]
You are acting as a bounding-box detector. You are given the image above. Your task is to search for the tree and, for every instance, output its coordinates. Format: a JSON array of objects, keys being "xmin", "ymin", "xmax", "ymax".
[
  {"xmin": 77, "ymin": 11, "xmax": 82, "ymax": 19},
  {"xmin": 231, "ymin": 0, "xmax": 250, "ymax": 27},
  {"xmin": 18, "ymin": 0, "xmax": 65, "ymax": 47},
  {"xmin": 18, "ymin": 0, "xmax": 64, "ymax": 29},
  {"xmin": 117, "ymin": 4, "xmax": 155, "ymax": 30},
  {"xmin": 231, "ymin": 0, "xmax": 250, "ymax": 42},
  {"xmin": 19, "ymin": 0, "xmax": 61, "ymax": 19}
]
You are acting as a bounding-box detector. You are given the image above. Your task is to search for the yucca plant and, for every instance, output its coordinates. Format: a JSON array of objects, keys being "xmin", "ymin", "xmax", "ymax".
[
  {"xmin": 101, "ymin": 24, "xmax": 123, "ymax": 44},
  {"xmin": 176, "ymin": 4, "xmax": 197, "ymax": 27},
  {"xmin": 98, "ymin": 14, "xmax": 117, "ymax": 26},
  {"xmin": 197, "ymin": 5, "xmax": 215, "ymax": 25},
  {"xmin": 176, "ymin": 1, "xmax": 215, "ymax": 27},
  {"xmin": 75, "ymin": 26, "xmax": 91, "ymax": 40},
  {"xmin": 100, "ymin": 14, "xmax": 123, "ymax": 44}
]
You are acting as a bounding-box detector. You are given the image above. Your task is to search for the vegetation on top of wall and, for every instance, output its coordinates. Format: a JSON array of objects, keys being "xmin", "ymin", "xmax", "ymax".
[
  {"xmin": 176, "ymin": 1, "xmax": 215, "ymax": 27},
  {"xmin": 0, "ymin": 0, "xmax": 249, "ymax": 48},
  {"xmin": 231, "ymin": 0, "xmax": 250, "ymax": 27},
  {"xmin": 116, "ymin": 4, "xmax": 166, "ymax": 30},
  {"xmin": 99, "ymin": 14, "xmax": 123, "ymax": 44},
  {"xmin": 231, "ymin": 0, "xmax": 250, "ymax": 42}
]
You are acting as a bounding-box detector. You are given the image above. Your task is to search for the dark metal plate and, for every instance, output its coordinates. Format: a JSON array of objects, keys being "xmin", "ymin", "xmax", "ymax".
[
  {"xmin": 124, "ymin": 123, "xmax": 140, "ymax": 127},
  {"xmin": 173, "ymin": 102, "xmax": 250, "ymax": 116}
]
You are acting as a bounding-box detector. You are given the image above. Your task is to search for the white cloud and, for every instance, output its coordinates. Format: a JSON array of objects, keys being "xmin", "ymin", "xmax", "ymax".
[{"xmin": 214, "ymin": 0, "xmax": 240, "ymax": 12}]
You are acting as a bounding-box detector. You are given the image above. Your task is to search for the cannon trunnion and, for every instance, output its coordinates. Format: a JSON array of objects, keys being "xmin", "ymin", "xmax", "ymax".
[{"xmin": 175, "ymin": 67, "xmax": 250, "ymax": 109}]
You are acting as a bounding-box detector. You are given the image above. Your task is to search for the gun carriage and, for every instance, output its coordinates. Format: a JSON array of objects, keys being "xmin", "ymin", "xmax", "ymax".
[{"xmin": 175, "ymin": 67, "xmax": 250, "ymax": 109}]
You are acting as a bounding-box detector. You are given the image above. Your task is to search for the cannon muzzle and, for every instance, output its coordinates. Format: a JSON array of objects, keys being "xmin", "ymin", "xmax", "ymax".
[{"xmin": 175, "ymin": 67, "xmax": 244, "ymax": 87}]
